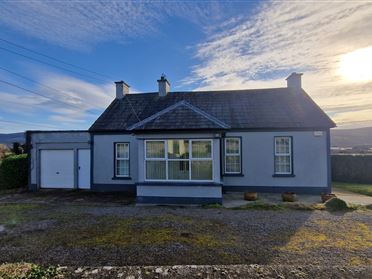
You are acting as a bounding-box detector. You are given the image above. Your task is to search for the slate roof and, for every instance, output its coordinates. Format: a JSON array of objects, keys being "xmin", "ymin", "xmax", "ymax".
[{"xmin": 89, "ymin": 88, "xmax": 336, "ymax": 132}]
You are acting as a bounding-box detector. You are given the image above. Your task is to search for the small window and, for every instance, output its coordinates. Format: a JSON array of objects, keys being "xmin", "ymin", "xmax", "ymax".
[
  {"xmin": 115, "ymin": 143, "xmax": 129, "ymax": 177},
  {"xmin": 274, "ymin": 137, "xmax": 292, "ymax": 174},
  {"xmin": 224, "ymin": 138, "xmax": 241, "ymax": 174}
]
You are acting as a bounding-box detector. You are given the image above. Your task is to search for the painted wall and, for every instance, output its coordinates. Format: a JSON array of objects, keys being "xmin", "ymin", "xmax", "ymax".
[
  {"xmin": 93, "ymin": 134, "xmax": 138, "ymax": 186},
  {"xmin": 137, "ymin": 185, "xmax": 221, "ymax": 198},
  {"xmin": 222, "ymin": 130, "xmax": 329, "ymax": 188},
  {"xmin": 29, "ymin": 131, "xmax": 90, "ymax": 190}
]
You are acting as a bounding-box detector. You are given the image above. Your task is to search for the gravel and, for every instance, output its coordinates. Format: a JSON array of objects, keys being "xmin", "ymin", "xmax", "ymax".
[{"xmin": 0, "ymin": 204, "xmax": 371, "ymax": 268}]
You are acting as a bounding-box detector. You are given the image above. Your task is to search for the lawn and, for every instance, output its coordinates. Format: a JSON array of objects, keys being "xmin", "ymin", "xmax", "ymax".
[
  {"xmin": 0, "ymin": 200, "xmax": 371, "ymax": 268},
  {"xmin": 333, "ymin": 182, "xmax": 372, "ymax": 197}
]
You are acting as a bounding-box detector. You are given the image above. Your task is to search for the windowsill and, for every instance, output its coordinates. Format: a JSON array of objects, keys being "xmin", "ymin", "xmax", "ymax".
[
  {"xmin": 112, "ymin": 176, "xmax": 132, "ymax": 180},
  {"xmin": 223, "ymin": 173, "xmax": 244, "ymax": 177},
  {"xmin": 272, "ymin": 174, "xmax": 296, "ymax": 178},
  {"xmin": 137, "ymin": 181, "xmax": 223, "ymax": 186}
]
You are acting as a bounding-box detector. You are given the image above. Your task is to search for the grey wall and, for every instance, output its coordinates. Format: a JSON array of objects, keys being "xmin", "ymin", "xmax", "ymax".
[
  {"xmin": 223, "ymin": 130, "xmax": 328, "ymax": 188},
  {"xmin": 93, "ymin": 134, "xmax": 138, "ymax": 185},
  {"xmin": 137, "ymin": 185, "xmax": 221, "ymax": 198},
  {"xmin": 29, "ymin": 131, "xmax": 90, "ymax": 189}
]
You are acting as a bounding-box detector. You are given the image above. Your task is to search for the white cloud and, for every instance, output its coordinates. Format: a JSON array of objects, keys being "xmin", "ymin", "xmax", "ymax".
[
  {"xmin": 185, "ymin": 1, "xmax": 372, "ymax": 127},
  {"xmin": 0, "ymin": 71, "xmax": 114, "ymax": 132},
  {"xmin": 0, "ymin": 1, "xmax": 230, "ymax": 49}
]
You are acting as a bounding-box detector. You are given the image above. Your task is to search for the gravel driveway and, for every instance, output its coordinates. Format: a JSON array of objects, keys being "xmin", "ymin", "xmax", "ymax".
[{"xmin": 0, "ymin": 200, "xmax": 371, "ymax": 268}]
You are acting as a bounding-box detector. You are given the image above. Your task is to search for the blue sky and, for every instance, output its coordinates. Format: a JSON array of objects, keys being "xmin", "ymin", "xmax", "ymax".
[{"xmin": 0, "ymin": 1, "xmax": 372, "ymax": 133}]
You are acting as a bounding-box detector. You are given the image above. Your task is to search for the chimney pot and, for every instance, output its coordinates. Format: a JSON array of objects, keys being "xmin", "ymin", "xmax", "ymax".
[
  {"xmin": 115, "ymin": 81, "xmax": 130, "ymax": 99},
  {"xmin": 157, "ymin": 74, "xmax": 170, "ymax": 96},
  {"xmin": 286, "ymin": 72, "xmax": 303, "ymax": 90}
]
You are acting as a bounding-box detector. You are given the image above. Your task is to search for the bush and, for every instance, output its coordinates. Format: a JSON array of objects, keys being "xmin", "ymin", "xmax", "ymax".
[
  {"xmin": 0, "ymin": 263, "xmax": 60, "ymax": 279},
  {"xmin": 0, "ymin": 154, "xmax": 28, "ymax": 190},
  {"xmin": 325, "ymin": 197, "xmax": 349, "ymax": 211}
]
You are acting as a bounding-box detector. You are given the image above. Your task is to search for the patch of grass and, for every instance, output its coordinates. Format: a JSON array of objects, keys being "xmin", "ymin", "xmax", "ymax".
[
  {"xmin": 333, "ymin": 182, "xmax": 372, "ymax": 197},
  {"xmin": 276, "ymin": 220, "xmax": 372, "ymax": 255},
  {"xmin": 74, "ymin": 216, "xmax": 236, "ymax": 248},
  {"xmin": 0, "ymin": 263, "xmax": 61, "ymax": 279},
  {"xmin": 0, "ymin": 203, "xmax": 43, "ymax": 226},
  {"xmin": 202, "ymin": 203, "xmax": 224, "ymax": 209},
  {"xmin": 231, "ymin": 201, "xmax": 326, "ymax": 211}
]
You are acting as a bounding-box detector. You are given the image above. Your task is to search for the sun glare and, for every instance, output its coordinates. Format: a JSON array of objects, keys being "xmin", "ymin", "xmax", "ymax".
[{"xmin": 338, "ymin": 47, "xmax": 372, "ymax": 82}]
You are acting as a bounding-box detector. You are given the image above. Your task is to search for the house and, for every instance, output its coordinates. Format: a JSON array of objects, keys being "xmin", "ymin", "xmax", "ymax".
[{"xmin": 27, "ymin": 73, "xmax": 336, "ymax": 204}]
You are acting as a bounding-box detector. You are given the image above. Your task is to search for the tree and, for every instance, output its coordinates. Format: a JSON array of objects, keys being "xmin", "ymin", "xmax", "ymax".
[{"xmin": 12, "ymin": 142, "xmax": 22, "ymax": 155}]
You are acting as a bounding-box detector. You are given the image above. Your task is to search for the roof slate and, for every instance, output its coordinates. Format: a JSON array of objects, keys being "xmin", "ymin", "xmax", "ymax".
[{"xmin": 89, "ymin": 88, "xmax": 335, "ymax": 132}]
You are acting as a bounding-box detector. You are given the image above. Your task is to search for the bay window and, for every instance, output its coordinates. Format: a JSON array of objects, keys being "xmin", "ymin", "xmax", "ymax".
[
  {"xmin": 274, "ymin": 137, "xmax": 292, "ymax": 174},
  {"xmin": 115, "ymin": 143, "xmax": 130, "ymax": 177},
  {"xmin": 145, "ymin": 139, "xmax": 213, "ymax": 181},
  {"xmin": 224, "ymin": 138, "xmax": 241, "ymax": 174}
]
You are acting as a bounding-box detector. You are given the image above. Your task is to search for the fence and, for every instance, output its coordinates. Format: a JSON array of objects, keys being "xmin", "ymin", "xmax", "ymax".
[{"xmin": 332, "ymin": 155, "xmax": 372, "ymax": 184}]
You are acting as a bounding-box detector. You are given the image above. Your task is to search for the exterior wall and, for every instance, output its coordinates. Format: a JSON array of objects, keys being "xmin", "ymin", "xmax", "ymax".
[
  {"xmin": 92, "ymin": 133, "xmax": 137, "ymax": 192},
  {"xmin": 222, "ymin": 130, "xmax": 329, "ymax": 193},
  {"xmin": 28, "ymin": 131, "xmax": 90, "ymax": 191}
]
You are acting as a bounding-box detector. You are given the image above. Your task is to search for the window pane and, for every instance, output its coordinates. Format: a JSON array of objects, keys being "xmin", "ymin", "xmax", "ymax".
[
  {"xmin": 275, "ymin": 138, "xmax": 290, "ymax": 154},
  {"xmin": 191, "ymin": 160, "xmax": 212, "ymax": 180},
  {"xmin": 226, "ymin": 138, "xmax": 240, "ymax": 154},
  {"xmin": 116, "ymin": 160, "xmax": 129, "ymax": 176},
  {"xmin": 116, "ymin": 143, "xmax": 129, "ymax": 158},
  {"xmin": 226, "ymin": 155, "xmax": 241, "ymax": 173},
  {"xmin": 192, "ymin": 141, "xmax": 211, "ymax": 158},
  {"xmin": 146, "ymin": 161, "xmax": 166, "ymax": 179},
  {"xmin": 168, "ymin": 140, "xmax": 189, "ymax": 159},
  {"xmin": 146, "ymin": 141, "xmax": 165, "ymax": 158},
  {"xmin": 275, "ymin": 156, "xmax": 291, "ymax": 173},
  {"xmin": 168, "ymin": 161, "xmax": 189, "ymax": 180}
]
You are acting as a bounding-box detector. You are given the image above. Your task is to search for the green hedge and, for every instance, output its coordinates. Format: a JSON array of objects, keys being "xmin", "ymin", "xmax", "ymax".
[
  {"xmin": 0, "ymin": 154, "xmax": 28, "ymax": 189},
  {"xmin": 332, "ymin": 155, "xmax": 372, "ymax": 184}
]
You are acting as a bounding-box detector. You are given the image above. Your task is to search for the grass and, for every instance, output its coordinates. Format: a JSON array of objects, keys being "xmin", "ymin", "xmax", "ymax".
[{"xmin": 333, "ymin": 181, "xmax": 372, "ymax": 196}]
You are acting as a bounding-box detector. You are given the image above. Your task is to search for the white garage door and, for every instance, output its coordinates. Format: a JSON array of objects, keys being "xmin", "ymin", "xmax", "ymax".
[{"xmin": 40, "ymin": 150, "xmax": 74, "ymax": 189}]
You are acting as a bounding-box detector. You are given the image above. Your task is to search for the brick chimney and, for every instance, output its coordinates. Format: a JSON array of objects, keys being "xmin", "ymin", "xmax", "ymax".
[
  {"xmin": 115, "ymin": 81, "xmax": 130, "ymax": 99},
  {"xmin": 286, "ymin": 72, "xmax": 303, "ymax": 90},
  {"xmin": 157, "ymin": 74, "xmax": 170, "ymax": 97}
]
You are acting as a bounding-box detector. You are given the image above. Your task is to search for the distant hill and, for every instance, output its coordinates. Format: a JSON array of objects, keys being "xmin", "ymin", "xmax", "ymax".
[
  {"xmin": 0, "ymin": 132, "xmax": 25, "ymax": 147},
  {"xmin": 331, "ymin": 127, "xmax": 372, "ymax": 147}
]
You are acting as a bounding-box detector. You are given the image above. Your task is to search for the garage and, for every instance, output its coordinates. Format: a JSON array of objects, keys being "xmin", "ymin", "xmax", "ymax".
[{"xmin": 40, "ymin": 150, "xmax": 74, "ymax": 189}]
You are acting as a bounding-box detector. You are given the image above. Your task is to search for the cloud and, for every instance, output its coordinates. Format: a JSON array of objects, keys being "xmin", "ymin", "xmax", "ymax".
[
  {"xmin": 184, "ymin": 1, "xmax": 372, "ymax": 128},
  {"xmin": 0, "ymin": 1, "xmax": 231, "ymax": 50},
  {"xmin": 0, "ymin": 71, "xmax": 114, "ymax": 132}
]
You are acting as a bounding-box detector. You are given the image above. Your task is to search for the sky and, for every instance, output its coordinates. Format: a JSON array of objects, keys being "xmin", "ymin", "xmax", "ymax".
[{"xmin": 0, "ymin": 0, "xmax": 372, "ymax": 133}]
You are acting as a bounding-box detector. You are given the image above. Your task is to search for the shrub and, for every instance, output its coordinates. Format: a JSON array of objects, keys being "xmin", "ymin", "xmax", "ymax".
[
  {"xmin": 0, "ymin": 263, "xmax": 60, "ymax": 279},
  {"xmin": 0, "ymin": 154, "xmax": 28, "ymax": 190},
  {"xmin": 325, "ymin": 197, "xmax": 349, "ymax": 211}
]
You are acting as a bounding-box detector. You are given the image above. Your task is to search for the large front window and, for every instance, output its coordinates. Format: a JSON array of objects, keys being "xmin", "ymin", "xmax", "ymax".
[{"xmin": 145, "ymin": 139, "xmax": 213, "ymax": 181}]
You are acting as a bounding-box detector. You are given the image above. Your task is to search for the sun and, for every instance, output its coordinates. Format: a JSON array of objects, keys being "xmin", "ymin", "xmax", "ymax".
[{"xmin": 338, "ymin": 47, "xmax": 372, "ymax": 82}]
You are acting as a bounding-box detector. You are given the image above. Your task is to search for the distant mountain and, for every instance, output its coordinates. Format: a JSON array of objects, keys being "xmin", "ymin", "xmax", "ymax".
[
  {"xmin": 0, "ymin": 132, "xmax": 25, "ymax": 147},
  {"xmin": 331, "ymin": 127, "xmax": 372, "ymax": 147}
]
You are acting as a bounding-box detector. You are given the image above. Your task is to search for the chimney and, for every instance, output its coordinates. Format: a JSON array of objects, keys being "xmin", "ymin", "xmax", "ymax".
[
  {"xmin": 157, "ymin": 74, "xmax": 170, "ymax": 97},
  {"xmin": 286, "ymin": 72, "xmax": 303, "ymax": 90},
  {"xmin": 115, "ymin": 81, "xmax": 130, "ymax": 99}
]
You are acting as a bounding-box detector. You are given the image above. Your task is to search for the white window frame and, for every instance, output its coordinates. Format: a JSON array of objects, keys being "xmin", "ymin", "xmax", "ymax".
[
  {"xmin": 115, "ymin": 142, "xmax": 130, "ymax": 177},
  {"xmin": 144, "ymin": 139, "xmax": 213, "ymax": 182},
  {"xmin": 224, "ymin": 137, "xmax": 241, "ymax": 174},
  {"xmin": 274, "ymin": 136, "xmax": 292, "ymax": 175}
]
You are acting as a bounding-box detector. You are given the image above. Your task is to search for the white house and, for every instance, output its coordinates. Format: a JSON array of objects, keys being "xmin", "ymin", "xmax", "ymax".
[{"xmin": 27, "ymin": 73, "xmax": 335, "ymax": 204}]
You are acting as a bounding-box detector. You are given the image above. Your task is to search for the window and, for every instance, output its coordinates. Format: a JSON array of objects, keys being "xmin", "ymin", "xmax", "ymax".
[
  {"xmin": 145, "ymin": 139, "xmax": 213, "ymax": 181},
  {"xmin": 224, "ymin": 138, "xmax": 241, "ymax": 174},
  {"xmin": 115, "ymin": 143, "xmax": 129, "ymax": 177},
  {"xmin": 274, "ymin": 137, "xmax": 292, "ymax": 174}
]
